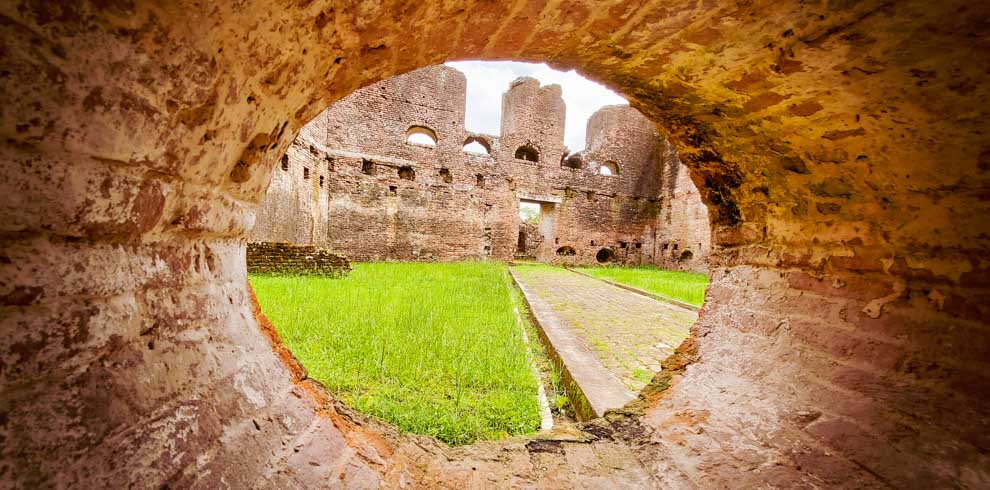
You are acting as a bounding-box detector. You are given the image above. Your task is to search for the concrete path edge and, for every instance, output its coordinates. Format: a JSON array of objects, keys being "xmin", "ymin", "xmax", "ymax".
[{"xmin": 508, "ymin": 268, "xmax": 636, "ymax": 421}]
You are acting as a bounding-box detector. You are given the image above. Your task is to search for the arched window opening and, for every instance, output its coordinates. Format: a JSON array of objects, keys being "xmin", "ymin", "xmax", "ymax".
[
  {"xmin": 555, "ymin": 245, "xmax": 576, "ymax": 256},
  {"xmin": 596, "ymin": 248, "xmax": 615, "ymax": 263},
  {"xmin": 439, "ymin": 168, "xmax": 453, "ymax": 184},
  {"xmin": 463, "ymin": 136, "xmax": 491, "ymax": 155},
  {"xmin": 476, "ymin": 174, "xmax": 484, "ymax": 188},
  {"xmin": 599, "ymin": 161, "xmax": 618, "ymax": 176},
  {"xmin": 398, "ymin": 166, "xmax": 415, "ymax": 180},
  {"xmin": 463, "ymin": 141, "xmax": 489, "ymax": 154},
  {"xmin": 562, "ymin": 154, "xmax": 582, "ymax": 169},
  {"xmin": 680, "ymin": 250, "xmax": 694, "ymax": 261},
  {"xmin": 303, "ymin": 167, "xmax": 310, "ymax": 180},
  {"xmin": 406, "ymin": 126, "xmax": 437, "ymax": 147},
  {"xmin": 319, "ymin": 175, "xmax": 325, "ymax": 187},
  {"xmin": 281, "ymin": 154, "xmax": 289, "ymax": 171},
  {"xmin": 515, "ymin": 145, "xmax": 539, "ymax": 162}
]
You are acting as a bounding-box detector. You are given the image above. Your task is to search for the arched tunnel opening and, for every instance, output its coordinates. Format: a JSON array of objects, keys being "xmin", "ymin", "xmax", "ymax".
[
  {"xmin": 1, "ymin": 1, "xmax": 987, "ymax": 488},
  {"xmin": 248, "ymin": 62, "xmax": 711, "ymax": 441}
]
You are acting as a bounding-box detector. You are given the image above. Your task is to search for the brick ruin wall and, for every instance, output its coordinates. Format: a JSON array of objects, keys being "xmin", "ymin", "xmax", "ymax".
[
  {"xmin": 250, "ymin": 66, "xmax": 711, "ymax": 267},
  {"xmin": 656, "ymin": 141, "xmax": 712, "ymax": 272},
  {"xmin": 246, "ymin": 242, "xmax": 350, "ymax": 276}
]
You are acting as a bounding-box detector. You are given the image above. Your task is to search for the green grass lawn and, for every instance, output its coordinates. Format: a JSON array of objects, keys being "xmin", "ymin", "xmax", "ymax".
[
  {"xmin": 250, "ymin": 262, "xmax": 547, "ymax": 445},
  {"xmin": 574, "ymin": 266, "xmax": 710, "ymax": 306}
]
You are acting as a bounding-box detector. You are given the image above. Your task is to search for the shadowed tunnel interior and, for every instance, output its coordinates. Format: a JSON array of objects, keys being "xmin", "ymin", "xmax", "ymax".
[{"xmin": 1, "ymin": 0, "xmax": 988, "ymax": 487}]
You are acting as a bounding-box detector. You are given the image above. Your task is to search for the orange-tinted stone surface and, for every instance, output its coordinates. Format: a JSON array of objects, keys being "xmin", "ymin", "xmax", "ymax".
[{"xmin": 1, "ymin": 0, "xmax": 988, "ymax": 487}]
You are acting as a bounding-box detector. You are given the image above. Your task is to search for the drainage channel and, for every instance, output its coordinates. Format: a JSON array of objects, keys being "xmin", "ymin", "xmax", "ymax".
[{"xmin": 512, "ymin": 305, "xmax": 554, "ymax": 431}]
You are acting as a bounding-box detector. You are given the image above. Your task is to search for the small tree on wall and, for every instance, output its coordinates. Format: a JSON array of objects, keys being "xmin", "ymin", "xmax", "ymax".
[{"xmin": 519, "ymin": 204, "xmax": 540, "ymax": 224}]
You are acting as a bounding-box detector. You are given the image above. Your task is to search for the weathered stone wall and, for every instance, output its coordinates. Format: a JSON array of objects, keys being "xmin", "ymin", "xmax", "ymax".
[
  {"xmin": 250, "ymin": 66, "xmax": 708, "ymax": 267},
  {"xmin": 2, "ymin": 1, "xmax": 988, "ymax": 488},
  {"xmin": 246, "ymin": 242, "xmax": 350, "ymax": 276},
  {"xmin": 252, "ymin": 144, "xmax": 331, "ymax": 245},
  {"xmin": 656, "ymin": 140, "xmax": 712, "ymax": 272}
]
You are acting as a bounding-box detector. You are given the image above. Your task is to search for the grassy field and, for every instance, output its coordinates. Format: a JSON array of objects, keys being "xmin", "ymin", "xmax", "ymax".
[
  {"xmin": 574, "ymin": 266, "xmax": 709, "ymax": 306},
  {"xmin": 250, "ymin": 262, "xmax": 553, "ymax": 445}
]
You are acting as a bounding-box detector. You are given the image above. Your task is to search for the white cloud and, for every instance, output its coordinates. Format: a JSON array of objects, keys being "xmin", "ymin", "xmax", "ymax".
[{"xmin": 445, "ymin": 61, "xmax": 627, "ymax": 151}]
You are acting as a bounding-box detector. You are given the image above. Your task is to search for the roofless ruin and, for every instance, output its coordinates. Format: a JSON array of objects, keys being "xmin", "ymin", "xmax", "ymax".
[{"xmin": 251, "ymin": 65, "xmax": 711, "ymax": 270}]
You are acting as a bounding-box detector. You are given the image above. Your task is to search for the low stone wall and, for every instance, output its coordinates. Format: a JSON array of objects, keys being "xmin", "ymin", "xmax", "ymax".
[{"xmin": 247, "ymin": 242, "xmax": 351, "ymax": 276}]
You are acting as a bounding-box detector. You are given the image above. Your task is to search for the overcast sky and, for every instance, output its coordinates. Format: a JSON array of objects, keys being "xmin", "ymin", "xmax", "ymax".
[{"xmin": 445, "ymin": 61, "xmax": 627, "ymax": 151}]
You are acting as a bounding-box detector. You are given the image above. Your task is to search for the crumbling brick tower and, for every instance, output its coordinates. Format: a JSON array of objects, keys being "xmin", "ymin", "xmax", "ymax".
[
  {"xmin": 1, "ymin": 1, "xmax": 988, "ymax": 487},
  {"xmin": 499, "ymin": 77, "xmax": 567, "ymax": 164}
]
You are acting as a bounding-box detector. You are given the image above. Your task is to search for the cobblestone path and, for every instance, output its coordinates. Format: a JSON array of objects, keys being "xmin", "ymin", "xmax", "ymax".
[{"xmin": 512, "ymin": 265, "xmax": 696, "ymax": 393}]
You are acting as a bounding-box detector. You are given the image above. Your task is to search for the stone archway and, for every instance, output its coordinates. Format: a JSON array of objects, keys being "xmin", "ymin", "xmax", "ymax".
[{"xmin": 2, "ymin": 1, "xmax": 988, "ymax": 487}]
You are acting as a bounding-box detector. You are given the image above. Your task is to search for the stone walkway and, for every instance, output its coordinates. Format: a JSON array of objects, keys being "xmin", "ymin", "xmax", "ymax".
[{"xmin": 512, "ymin": 266, "xmax": 696, "ymax": 400}]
